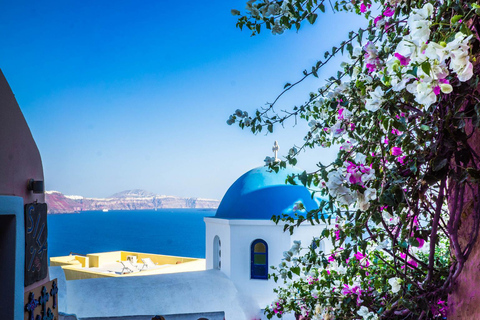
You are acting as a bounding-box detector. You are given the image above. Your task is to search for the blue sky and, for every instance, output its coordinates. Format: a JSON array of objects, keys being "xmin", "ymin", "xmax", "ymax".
[{"xmin": 0, "ymin": 1, "xmax": 365, "ymax": 200}]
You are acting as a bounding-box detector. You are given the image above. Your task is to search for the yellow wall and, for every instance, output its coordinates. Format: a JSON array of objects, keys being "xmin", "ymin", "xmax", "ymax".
[
  {"xmin": 62, "ymin": 266, "xmax": 119, "ymax": 280},
  {"xmin": 50, "ymin": 256, "xmax": 83, "ymax": 268},
  {"xmin": 121, "ymin": 251, "xmax": 197, "ymax": 265},
  {"xmin": 87, "ymin": 251, "xmax": 122, "ymax": 267},
  {"xmin": 50, "ymin": 251, "xmax": 203, "ymax": 281}
]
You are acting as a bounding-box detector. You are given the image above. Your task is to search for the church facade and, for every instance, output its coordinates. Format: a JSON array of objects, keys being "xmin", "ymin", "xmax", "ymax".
[{"xmin": 205, "ymin": 165, "xmax": 331, "ymax": 310}]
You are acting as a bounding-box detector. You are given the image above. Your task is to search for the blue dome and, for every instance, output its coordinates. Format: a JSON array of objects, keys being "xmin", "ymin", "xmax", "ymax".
[{"xmin": 215, "ymin": 166, "xmax": 319, "ymax": 219}]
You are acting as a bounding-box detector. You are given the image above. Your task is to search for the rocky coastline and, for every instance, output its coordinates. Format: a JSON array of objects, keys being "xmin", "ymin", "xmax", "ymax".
[{"xmin": 45, "ymin": 189, "xmax": 220, "ymax": 214}]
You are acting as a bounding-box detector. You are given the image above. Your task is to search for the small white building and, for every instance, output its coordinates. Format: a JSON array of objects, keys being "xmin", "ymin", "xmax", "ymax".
[
  {"xmin": 54, "ymin": 162, "xmax": 331, "ymax": 320},
  {"xmin": 205, "ymin": 165, "xmax": 331, "ymax": 310}
]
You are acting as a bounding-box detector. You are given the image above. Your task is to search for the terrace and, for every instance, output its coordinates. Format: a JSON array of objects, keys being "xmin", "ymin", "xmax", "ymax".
[{"xmin": 50, "ymin": 251, "xmax": 205, "ymax": 280}]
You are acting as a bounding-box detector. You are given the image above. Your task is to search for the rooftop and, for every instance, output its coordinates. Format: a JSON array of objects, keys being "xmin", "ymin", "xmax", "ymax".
[
  {"xmin": 50, "ymin": 251, "xmax": 205, "ymax": 280},
  {"xmin": 215, "ymin": 165, "xmax": 320, "ymax": 220}
]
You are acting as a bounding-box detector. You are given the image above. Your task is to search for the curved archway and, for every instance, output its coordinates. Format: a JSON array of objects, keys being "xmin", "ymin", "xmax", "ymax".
[{"xmin": 213, "ymin": 235, "xmax": 221, "ymax": 270}]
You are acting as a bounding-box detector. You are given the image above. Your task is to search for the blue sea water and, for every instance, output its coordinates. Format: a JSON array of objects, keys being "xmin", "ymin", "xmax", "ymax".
[{"xmin": 47, "ymin": 209, "xmax": 216, "ymax": 260}]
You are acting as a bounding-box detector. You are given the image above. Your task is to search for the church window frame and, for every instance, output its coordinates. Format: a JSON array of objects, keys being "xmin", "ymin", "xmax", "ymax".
[{"xmin": 250, "ymin": 239, "xmax": 268, "ymax": 280}]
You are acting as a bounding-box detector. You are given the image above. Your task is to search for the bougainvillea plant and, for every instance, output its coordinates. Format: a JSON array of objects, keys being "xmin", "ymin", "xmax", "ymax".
[{"xmin": 229, "ymin": 0, "xmax": 480, "ymax": 319}]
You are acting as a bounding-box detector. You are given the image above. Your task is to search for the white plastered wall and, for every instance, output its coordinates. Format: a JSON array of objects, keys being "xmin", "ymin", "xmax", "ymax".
[
  {"xmin": 205, "ymin": 217, "xmax": 232, "ymax": 277},
  {"xmin": 205, "ymin": 217, "xmax": 331, "ymax": 312}
]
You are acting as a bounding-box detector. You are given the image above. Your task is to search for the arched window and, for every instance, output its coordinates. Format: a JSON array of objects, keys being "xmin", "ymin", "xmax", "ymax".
[
  {"xmin": 251, "ymin": 239, "xmax": 268, "ymax": 280},
  {"xmin": 213, "ymin": 235, "xmax": 221, "ymax": 270}
]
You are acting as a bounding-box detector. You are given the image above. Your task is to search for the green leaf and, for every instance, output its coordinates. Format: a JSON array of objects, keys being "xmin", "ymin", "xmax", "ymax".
[
  {"xmin": 299, "ymin": 171, "xmax": 308, "ymax": 186},
  {"xmin": 409, "ymin": 237, "xmax": 420, "ymax": 247},
  {"xmin": 467, "ymin": 168, "xmax": 480, "ymax": 182},
  {"xmin": 347, "ymin": 43, "xmax": 353, "ymax": 56},
  {"xmin": 421, "ymin": 61, "xmax": 431, "ymax": 76},
  {"xmin": 406, "ymin": 66, "xmax": 418, "ymax": 77},
  {"xmin": 284, "ymin": 82, "xmax": 291, "ymax": 89},
  {"xmin": 399, "ymin": 241, "xmax": 408, "ymax": 249},
  {"xmin": 319, "ymin": 3, "xmax": 325, "ymax": 12},
  {"xmin": 291, "ymin": 266, "xmax": 300, "ymax": 276},
  {"xmin": 307, "ymin": 13, "xmax": 318, "ymax": 24},
  {"xmin": 357, "ymin": 29, "xmax": 364, "ymax": 45},
  {"xmin": 420, "ymin": 124, "xmax": 429, "ymax": 131},
  {"xmin": 451, "ymin": 15, "xmax": 463, "ymax": 24},
  {"xmin": 231, "ymin": 9, "xmax": 241, "ymax": 16},
  {"xmin": 432, "ymin": 158, "xmax": 448, "ymax": 171}
]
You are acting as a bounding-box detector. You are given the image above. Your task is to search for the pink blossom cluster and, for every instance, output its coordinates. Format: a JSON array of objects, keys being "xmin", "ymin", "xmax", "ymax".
[{"xmin": 346, "ymin": 161, "xmax": 374, "ymax": 186}]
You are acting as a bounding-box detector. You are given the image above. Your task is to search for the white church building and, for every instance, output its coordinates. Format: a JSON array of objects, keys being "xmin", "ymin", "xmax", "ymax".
[
  {"xmin": 205, "ymin": 165, "xmax": 331, "ymax": 310},
  {"xmin": 52, "ymin": 158, "xmax": 330, "ymax": 320}
]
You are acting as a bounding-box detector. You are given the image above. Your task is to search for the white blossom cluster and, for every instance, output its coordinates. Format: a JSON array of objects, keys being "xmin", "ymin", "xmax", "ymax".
[{"xmin": 380, "ymin": 3, "xmax": 474, "ymax": 108}]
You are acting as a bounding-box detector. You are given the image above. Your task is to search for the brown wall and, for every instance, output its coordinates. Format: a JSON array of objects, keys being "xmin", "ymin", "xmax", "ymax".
[
  {"xmin": 0, "ymin": 69, "xmax": 44, "ymax": 203},
  {"xmin": 0, "ymin": 69, "xmax": 48, "ymax": 291}
]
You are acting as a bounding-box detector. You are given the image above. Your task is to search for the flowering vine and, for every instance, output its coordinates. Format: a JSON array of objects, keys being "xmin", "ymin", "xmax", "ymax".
[{"xmin": 230, "ymin": 0, "xmax": 480, "ymax": 319}]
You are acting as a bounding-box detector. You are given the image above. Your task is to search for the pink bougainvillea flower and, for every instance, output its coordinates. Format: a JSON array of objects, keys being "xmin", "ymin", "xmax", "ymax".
[
  {"xmin": 391, "ymin": 147, "xmax": 402, "ymax": 156},
  {"xmin": 398, "ymin": 156, "xmax": 406, "ymax": 165},
  {"xmin": 408, "ymin": 259, "xmax": 418, "ymax": 268},
  {"xmin": 354, "ymin": 252, "xmax": 365, "ymax": 260},
  {"xmin": 417, "ymin": 238, "xmax": 425, "ymax": 248},
  {"xmin": 328, "ymin": 254, "xmax": 335, "ymax": 262},
  {"xmin": 373, "ymin": 15, "xmax": 383, "ymax": 26},
  {"xmin": 360, "ymin": 3, "xmax": 371, "ymax": 13},
  {"xmin": 391, "ymin": 128, "xmax": 402, "ymax": 135},
  {"xmin": 433, "ymin": 85, "xmax": 441, "ymax": 95},
  {"xmin": 394, "ymin": 53, "xmax": 410, "ymax": 66},
  {"xmin": 384, "ymin": 137, "xmax": 389, "ymax": 145},
  {"xmin": 413, "ymin": 216, "xmax": 419, "ymax": 226},
  {"xmin": 383, "ymin": 7, "xmax": 395, "ymax": 17},
  {"xmin": 366, "ymin": 63, "xmax": 376, "ymax": 72},
  {"xmin": 349, "ymin": 123, "xmax": 356, "ymax": 131},
  {"xmin": 335, "ymin": 229, "xmax": 341, "ymax": 240},
  {"xmin": 400, "ymin": 253, "xmax": 418, "ymax": 269}
]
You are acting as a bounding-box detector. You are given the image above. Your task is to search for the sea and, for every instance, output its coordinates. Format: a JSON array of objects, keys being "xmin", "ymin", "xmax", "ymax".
[{"xmin": 47, "ymin": 209, "xmax": 216, "ymax": 260}]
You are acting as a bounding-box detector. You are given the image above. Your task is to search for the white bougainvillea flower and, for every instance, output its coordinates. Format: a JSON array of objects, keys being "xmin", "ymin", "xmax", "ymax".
[
  {"xmin": 330, "ymin": 121, "xmax": 346, "ymax": 138},
  {"xmin": 355, "ymin": 152, "xmax": 367, "ymax": 164},
  {"xmin": 388, "ymin": 277, "xmax": 402, "ymax": 293},
  {"xmin": 357, "ymin": 306, "xmax": 370, "ymax": 318},
  {"xmin": 365, "ymin": 86, "xmax": 385, "ymax": 111},
  {"xmin": 290, "ymin": 240, "xmax": 301, "ymax": 254}
]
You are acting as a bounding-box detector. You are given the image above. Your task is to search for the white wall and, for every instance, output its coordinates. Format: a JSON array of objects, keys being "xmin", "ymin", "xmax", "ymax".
[
  {"xmin": 205, "ymin": 218, "xmax": 231, "ymax": 277},
  {"xmin": 205, "ymin": 217, "xmax": 330, "ymax": 310},
  {"xmin": 229, "ymin": 221, "xmax": 290, "ymax": 308}
]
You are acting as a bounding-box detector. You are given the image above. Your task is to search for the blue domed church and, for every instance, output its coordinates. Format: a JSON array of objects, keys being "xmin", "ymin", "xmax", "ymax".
[{"xmin": 205, "ymin": 156, "xmax": 331, "ymax": 313}]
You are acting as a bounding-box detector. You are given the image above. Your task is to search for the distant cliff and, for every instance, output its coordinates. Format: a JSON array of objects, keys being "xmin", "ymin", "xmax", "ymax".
[{"xmin": 45, "ymin": 189, "xmax": 220, "ymax": 214}]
